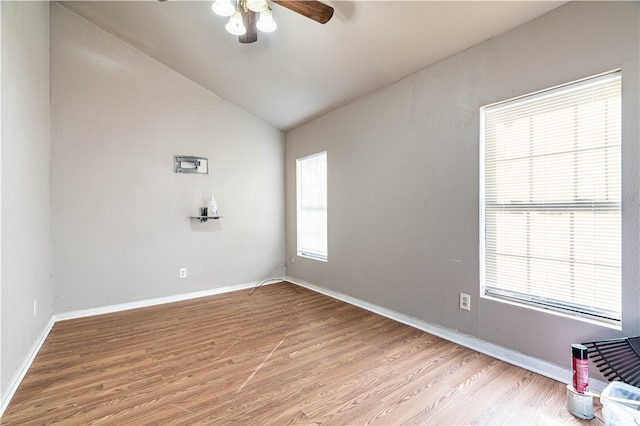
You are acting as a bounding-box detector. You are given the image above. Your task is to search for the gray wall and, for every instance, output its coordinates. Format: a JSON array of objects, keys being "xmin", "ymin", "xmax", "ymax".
[
  {"xmin": 51, "ymin": 4, "xmax": 285, "ymax": 313},
  {"xmin": 1, "ymin": 1, "xmax": 52, "ymax": 400},
  {"xmin": 285, "ymin": 1, "xmax": 640, "ymax": 372}
]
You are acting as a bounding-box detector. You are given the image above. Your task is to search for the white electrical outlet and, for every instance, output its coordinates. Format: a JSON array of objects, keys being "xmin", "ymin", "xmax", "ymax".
[
  {"xmin": 459, "ymin": 293, "xmax": 471, "ymax": 311},
  {"xmin": 33, "ymin": 299, "xmax": 38, "ymax": 317},
  {"xmin": 179, "ymin": 268, "xmax": 187, "ymax": 279}
]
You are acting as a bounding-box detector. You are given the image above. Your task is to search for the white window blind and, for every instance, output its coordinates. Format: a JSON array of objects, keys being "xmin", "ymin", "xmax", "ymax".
[
  {"xmin": 297, "ymin": 151, "xmax": 327, "ymax": 261},
  {"xmin": 481, "ymin": 71, "xmax": 621, "ymax": 323}
]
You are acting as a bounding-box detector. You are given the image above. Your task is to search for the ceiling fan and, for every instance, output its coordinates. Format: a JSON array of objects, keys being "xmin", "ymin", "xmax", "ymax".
[{"xmin": 210, "ymin": 0, "xmax": 334, "ymax": 43}]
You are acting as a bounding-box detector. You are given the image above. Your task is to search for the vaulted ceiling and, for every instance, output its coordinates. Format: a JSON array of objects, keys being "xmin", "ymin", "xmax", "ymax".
[{"xmin": 59, "ymin": 1, "xmax": 567, "ymax": 131}]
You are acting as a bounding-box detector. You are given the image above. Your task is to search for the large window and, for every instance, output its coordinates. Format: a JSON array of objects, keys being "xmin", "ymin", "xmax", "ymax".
[
  {"xmin": 480, "ymin": 71, "xmax": 621, "ymax": 324},
  {"xmin": 297, "ymin": 151, "xmax": 327, "ymax": 261}
]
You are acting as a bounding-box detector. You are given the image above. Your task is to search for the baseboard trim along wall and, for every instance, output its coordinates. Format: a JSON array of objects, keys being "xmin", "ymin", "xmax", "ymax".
[
  {"xmin": 54, "ymin": 280, "xmax": 280, "ymax": 322},
  {"xmin": 1, "ymin": 277, "xmax": 607, "ymax": 417},
  {"xmin": 287, "ymin": 277, "xmax": 609, "ymax": 394},
  {"xmin": 0, "ymin": 316, "xmax": 56, "ymax": 416}
]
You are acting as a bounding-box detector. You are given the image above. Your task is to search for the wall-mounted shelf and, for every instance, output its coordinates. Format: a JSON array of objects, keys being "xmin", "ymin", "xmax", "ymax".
[{"xmin": 191, "ymin": 216, "xmax": 223, "ymax": 223}]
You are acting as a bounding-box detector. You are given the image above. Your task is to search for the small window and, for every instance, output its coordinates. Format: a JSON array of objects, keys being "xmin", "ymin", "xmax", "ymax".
[
  {"xmin": 480, "ymin": 71, "xmax": 621, "ymax": 324},
  {"xmin": 297, "ymin": 151, "xmax": 327, "ymax": 261}
]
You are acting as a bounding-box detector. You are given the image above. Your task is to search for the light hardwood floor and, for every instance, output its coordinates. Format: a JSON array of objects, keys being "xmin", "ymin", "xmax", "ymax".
[{"xmin": 3, "ymin": 282, "xmax": 601, "ymax": 425}]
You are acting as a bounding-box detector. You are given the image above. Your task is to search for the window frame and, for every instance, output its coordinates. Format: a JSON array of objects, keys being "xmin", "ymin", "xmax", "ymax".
[
  {"xmin": 296, "ymin": 151, "xmax": 328, "ymax": 262},
  {"xmin": 479, "ymin": 71, "xmax": 622, "ymax": 325}
]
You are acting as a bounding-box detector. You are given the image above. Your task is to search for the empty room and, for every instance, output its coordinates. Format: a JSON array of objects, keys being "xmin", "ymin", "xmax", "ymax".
[{"xmin": 2, "ymin": 0, "xmax": 639, "ymax": 424}]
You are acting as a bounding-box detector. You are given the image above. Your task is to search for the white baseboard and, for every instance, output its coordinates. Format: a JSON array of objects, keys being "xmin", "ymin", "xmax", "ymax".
[
  {"xmin": 55, "ymin": 280, "xmax": 280, "ymax": 322},
  {"xmin": 287, "ymin": 277, "xmax": 609, "ymax": 393},
  {"xmin": 1, "ymin": 316, "xmax": 56, "ymax": 416},
  {"xmin": 0, "ymin": 279, "xmax": 282, "ymax": 416}
]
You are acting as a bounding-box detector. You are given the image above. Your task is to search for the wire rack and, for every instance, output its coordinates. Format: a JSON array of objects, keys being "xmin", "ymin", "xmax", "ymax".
[{"xmin": 582, "ymin": 336, "xmax": 640, "ymax": 387}]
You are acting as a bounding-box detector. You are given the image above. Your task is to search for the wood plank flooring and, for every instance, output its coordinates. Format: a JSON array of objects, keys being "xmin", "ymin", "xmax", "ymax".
[{"xmin": 3, "ymin": 282, "xmax": 601, "ymax": 425}]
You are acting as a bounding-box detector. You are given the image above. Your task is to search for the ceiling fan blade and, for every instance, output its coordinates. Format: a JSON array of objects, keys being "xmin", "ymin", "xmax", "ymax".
[
  {"xmin": 271, "ymin": 0, "xmax": 334, "ymax": 24},
  {"xmin": 239, "ymin": 10, "xmax": 258, "ymax": 43}
]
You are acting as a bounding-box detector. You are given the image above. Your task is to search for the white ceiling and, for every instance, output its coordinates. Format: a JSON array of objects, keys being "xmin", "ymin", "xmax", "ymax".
[{"xmin": 59, "ymin": 0, "xmax": 567, "ymax": 131}]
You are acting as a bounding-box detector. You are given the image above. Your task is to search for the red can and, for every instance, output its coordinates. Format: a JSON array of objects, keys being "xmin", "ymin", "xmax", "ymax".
[{"xmin": 572, "ymin": 344, "xmax": 589, "ymax": 394}]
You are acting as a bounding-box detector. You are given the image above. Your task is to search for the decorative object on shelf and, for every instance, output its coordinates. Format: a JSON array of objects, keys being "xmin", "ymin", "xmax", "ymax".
[
  {"xmin": 210, "ymin": 0, "xmax": 333, "ymax": 44},
  {"xmin": 175, "ymin": 155, "xmax": 208, "ymax": 174},
  {"xmin": 208, "ymin": 190, "xmax": 218, "ymax": 216},
  {"xmin": 192, "ymin": 192, "xmax": 221, "ymax": 223}
]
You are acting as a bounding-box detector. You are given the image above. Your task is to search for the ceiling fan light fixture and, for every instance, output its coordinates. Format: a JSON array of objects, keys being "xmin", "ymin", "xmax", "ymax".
[
  {"xmin": 225, "ymin": 11, "xmax": 247, "ymax": 36},
  {"xmin": 211, "ymin": 0, "xmax": 235, "ymax": 17},
  {"xmin": 212, "ymin": 0, "xmax": 332, "ymax": 43},
  {"xmin": 246, "ymin": 0, "xmax": 268, "ymax": 13},
  {"xmin": 256, "ymin": 8, "xmax": 277, "ymax": 33}
]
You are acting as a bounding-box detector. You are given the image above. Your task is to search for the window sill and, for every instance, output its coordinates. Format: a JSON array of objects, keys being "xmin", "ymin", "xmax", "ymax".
[
  {"xmin": 297, "ymin": 252, "xmax": 328, "ymax": 263},
  {"xmin": 481, "ymin": 294, "xmax": 622, "ymax": 331}
]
